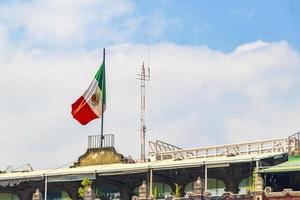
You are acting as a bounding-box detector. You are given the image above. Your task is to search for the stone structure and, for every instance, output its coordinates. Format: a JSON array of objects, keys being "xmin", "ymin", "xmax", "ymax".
[
  {"xmin": 216, "ymin": 192, "xmax": 253, "ymax": 200},
  {"xmin": 264, "ymin": 188, "xmax": 300, "ymax": 199},
  {"xmin": 138, "ymin": 180, "xmax": 149, "ymax": 199},
  {"xmin": 193, "ymin": 177, "xmax": 204, "ymax": 195},
  {"xmin": 32, "ymin": 189, "xmax": 42, "ymax": 200},
  {"xmin": 73, "ymin": 147, "xmax": 128, "ymax": 167},
  {"xmin": 84, "ymin": 186, "xmax": 95, "ymax": 200},
  {"xmin": 254, "ymin": 173, "xmax": 263, "ymax": 200}
]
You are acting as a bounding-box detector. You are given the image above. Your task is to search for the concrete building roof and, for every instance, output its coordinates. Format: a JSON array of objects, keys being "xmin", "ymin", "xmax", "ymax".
[{"xmin": 0, "ymin": 152, "xmax": 284, "ymax": 184}]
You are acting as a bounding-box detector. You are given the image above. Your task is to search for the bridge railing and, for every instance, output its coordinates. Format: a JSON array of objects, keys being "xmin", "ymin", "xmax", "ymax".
[
  {"xmin": 288, "ymin": 132, "xmax": 300, "ymax": 150},
  {"xmin": 148, "ymin": 140, "xmax": 182, "ymax": 153},
  {"xmin": 149, "ymin": 133, "xmax": 300, "ymax": 161}
]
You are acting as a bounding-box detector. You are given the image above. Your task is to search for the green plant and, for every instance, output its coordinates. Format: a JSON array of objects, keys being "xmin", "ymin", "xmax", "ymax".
[
  {"xmin": 94, "ymin": 187, "xmax": 117, "ymax": 200},
  {"xmin": 175, "ymin": 183, "xmax": 181, "ymax": 198},
  {"xmin": 246, "ymin": 170, "xmax": 256, "ymax": 192},
  {"xmin": 153, "ymin": 186, "xmax": 159, "ymax": 199},
  {"xmin": 78, "ymin": 177, "xmax": 92, "ymax": 198}
]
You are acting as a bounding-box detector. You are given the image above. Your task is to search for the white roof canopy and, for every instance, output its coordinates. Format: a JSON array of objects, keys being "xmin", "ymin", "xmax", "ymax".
[{"xmin": 0, "ymin": 152, "xmax": 285, "ymax": 184}]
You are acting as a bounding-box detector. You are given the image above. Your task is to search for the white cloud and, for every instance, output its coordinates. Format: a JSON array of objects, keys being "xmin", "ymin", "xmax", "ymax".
[
  {"xmin": 224, "ymin": 104, "xmax": 300, "ymax": 143},
  {"xmin": 144, "ymin": 11, "xmax": 166, "ymax": 37},
  {"xmin": 0, "ymin": 0, "xmax": 178, "ymax": 50},
  {"xmin": 0, "ymin": 0, "xmax": 134, "ymax": 45},
  {"xmin": 0, "ymin": 40, "xmax": 300, "ymax": 170}
]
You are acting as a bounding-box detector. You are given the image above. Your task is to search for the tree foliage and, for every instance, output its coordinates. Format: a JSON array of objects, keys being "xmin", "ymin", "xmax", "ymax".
[
  {"xmin": 175, "ymin": 183, "xmax": 181, "ymax": 198},
  {"xmin": 153, "ymin": 186, "xmax": 159, "ymax": 199},
  {"xmin": 78, "ymin": 177, "xmax": 92, "ymax": 198},
  {"xmin": 246, "ymin": 170, "xmax": 256, "ymax": 193}
]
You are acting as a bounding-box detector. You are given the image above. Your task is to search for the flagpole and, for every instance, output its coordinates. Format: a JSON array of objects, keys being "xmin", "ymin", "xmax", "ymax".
[{"xmin": 100, "ymin": 48, "xmax": 105, "ymax": 148}]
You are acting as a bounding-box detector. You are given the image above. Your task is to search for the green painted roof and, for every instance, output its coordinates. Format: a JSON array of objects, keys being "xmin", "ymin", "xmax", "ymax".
[{"xmin": 260, "ymin": 156, "xmax": 300, "ymax": 173}]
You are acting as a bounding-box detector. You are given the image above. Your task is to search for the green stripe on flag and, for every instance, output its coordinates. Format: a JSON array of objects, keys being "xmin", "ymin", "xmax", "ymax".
[{"xmin": 94, "ymin": 61, "xmax": 106, "ymax": 104}]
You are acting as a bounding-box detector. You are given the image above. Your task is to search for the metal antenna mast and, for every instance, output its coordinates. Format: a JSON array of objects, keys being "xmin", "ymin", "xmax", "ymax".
[{"xmin": 137, "ymin": 62, "xmax": 150, "ymax": 162}]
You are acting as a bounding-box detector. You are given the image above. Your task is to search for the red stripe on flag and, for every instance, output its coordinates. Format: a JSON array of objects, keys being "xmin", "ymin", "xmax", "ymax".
[{"xmin": 71, "ymin": 96, "xmax": 98, "ymax": 125}]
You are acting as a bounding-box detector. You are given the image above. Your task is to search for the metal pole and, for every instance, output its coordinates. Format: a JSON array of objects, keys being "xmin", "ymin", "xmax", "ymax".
[
  {"xmin": 141, "ymin": 63, "xmax": 145, "ymax": 161},
  {"xmin": 44, "ymin": 175, "xmax": 48, "ymax": 200},
  {"xmin": 137, "ymin": 62, "xmax": 150, "ymax": 162},
  {"xmin": 100, "ymin": 48, "xmax": 105, "ymax": 148},
  {"xmin": 149, "ymin": 168, "xmax": 153, "ymax": 196},
  {"xmin": 205, "ymin": 164, "xmax": 207, "ymax": 192},
  {"xmin": 140, "ymin": 63, "xmax": 146, "ymax": 161},
  {"xmin": 296, "ymin": 132, "xmax": 299, "ymax": 149}
]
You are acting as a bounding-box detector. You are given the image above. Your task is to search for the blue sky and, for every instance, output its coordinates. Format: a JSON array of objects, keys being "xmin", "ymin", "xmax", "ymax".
[
  {"xmin": 134, "ymin": 0, "xmax": 300, "ymax": 52},
  {"xmin": 3, "ymin": 0, "xmax": 300, "ymax": 52},
  {"xmin": 0, "ymin": 0, "xmax": 300, "ymax": 169}
]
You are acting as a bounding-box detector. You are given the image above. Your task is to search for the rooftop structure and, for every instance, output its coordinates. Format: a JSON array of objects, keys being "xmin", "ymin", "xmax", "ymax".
[
  {"xmin": 148, "ymin": 136, "xmax": 298, "ymax": 161},
  {"xmin": 0, "ymin": 133, "xmax": 299, "ymax": 200}
]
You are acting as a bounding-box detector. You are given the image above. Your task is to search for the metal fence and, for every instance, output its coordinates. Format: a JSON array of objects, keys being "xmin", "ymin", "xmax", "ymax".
[
  {"xmin": 88, "ymin": 134, "xmax": 114, "ymax": 149},
  {"xmin": 288, "ymin": 132, "xmax": 300, "ymax": 150},
  {"xmin": 149, "ymin": 132, "xmax": 300, "ymax": 161}
]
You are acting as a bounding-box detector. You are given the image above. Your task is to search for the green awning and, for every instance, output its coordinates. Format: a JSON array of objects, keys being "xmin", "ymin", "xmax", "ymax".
[{"xmin": 260, "ymin": 157, "xmax": 300, "ymax": 173}]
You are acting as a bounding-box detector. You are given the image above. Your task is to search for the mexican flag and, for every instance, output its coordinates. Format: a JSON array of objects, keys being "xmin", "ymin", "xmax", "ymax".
[{"xmin": 71, "ymin": 61, "xmax": 106, "ymax": 125}]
